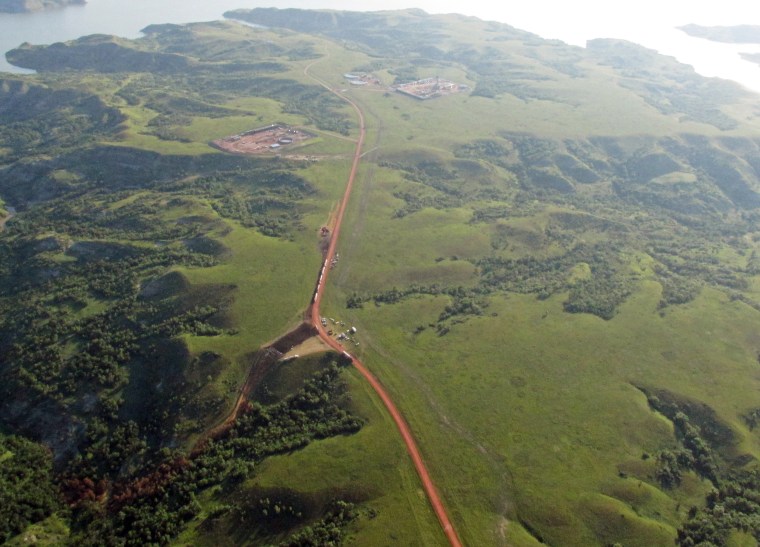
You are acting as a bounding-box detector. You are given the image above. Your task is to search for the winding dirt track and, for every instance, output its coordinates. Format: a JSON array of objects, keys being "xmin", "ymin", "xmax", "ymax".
[{"xmin": 305, "ymin": 61, "xmax": 464, "ymax": 547}]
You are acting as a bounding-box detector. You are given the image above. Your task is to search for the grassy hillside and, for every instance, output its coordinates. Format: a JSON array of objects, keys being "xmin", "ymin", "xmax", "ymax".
[
  {"xmin": 232, "ymin": 8, "xmax": 760, "ymax": 546},
  {"xmin": 4, "ymin": 8, "xmax": 760, "ymax": 546}
]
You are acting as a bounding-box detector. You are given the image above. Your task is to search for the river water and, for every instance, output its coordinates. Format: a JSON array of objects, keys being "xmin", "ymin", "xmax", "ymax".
[{"xmin": 1, "ymin": 0, "xmax": 760, "ymax": 93}]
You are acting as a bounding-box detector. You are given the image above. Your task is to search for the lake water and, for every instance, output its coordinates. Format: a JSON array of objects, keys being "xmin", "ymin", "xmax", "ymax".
[{"xmin": 1, "ymin": 0, "xmax": 760, "ymax": 93}]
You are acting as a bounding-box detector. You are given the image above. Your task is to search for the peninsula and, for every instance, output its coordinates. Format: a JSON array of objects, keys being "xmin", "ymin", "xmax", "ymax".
[
  {"xmin": 678, "ymin": 24, "xmax": 760, "ymax": 68},
  {"xmin": 678, "ymin": 23, "xmax": 760, "ymax": 44}
]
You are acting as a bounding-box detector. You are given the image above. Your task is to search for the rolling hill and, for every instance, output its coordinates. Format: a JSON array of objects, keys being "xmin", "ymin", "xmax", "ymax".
[{"xmin": 3, "ymin": 8, "xmax": 760, "ymax": 546}]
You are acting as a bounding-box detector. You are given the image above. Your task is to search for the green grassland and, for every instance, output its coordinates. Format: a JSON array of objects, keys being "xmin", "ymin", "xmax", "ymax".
[
  {"xmin": 5, "ymin": 7, "xmax": 760, "ymax": 547},
  {"xmin": 229, "ymin": 8, "xmax": 760, "ymax": 546},
  {"xmin": 326, "ymin": 284, "xmax": 760, "ymax": 544}
]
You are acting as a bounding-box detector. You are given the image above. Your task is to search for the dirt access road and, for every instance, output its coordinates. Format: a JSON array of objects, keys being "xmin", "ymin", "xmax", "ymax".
[{"xmin": 305, "ymin": 59, "xmax": 464, "ymax": 547}]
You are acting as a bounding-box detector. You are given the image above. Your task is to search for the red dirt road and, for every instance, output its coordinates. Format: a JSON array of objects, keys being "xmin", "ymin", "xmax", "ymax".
[{"xmin": 306, "ymin": 63, "xmax": 464, "ymax": 547}]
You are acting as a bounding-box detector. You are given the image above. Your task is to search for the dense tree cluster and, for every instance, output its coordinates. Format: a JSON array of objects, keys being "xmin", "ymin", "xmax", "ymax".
[
  {"xmin": 454, "ymin": 132, "xmax": 760, "ymax": 313},
  {"xmin": 0, "ymin": 78, "xmax": 125, "ymax": 158},
  {"xmin": 208, "ymin": 364, "xmax": 362, "ymax": 462},
  {"xmin": 279, "ymin": 501, "xmax": 358, "ymax": 547},
  {"xmin": 347, "ymin": 284, "xmax": 491, "ymax": 333},
  {"xmin": 0, "ymin": 434, "xmax": 61, "ymax": 542},
  {"xmin": 1, "ymin": 144, "xmax": 315, "ymax": 243},
  {"xmin": 677, "ymin": 471, "xmax": 760, "ymax": 546},
  {"xmin": 563, "ymin": 273, "xmax": 631, "ymax": 320},
  {"xmin": 639, "ymin": 390, "xmax": 760, "ymax": 544},
  {"xmin": 742, "ymin": 408, "xmax": 760, "ymax": 431},
  {"xmin": 7, "ymin": 195, "xmax": 201, "ymax": 242},
  {"xmin": 213, "ymin": 192, "xmax": 303, "ymax": 238},
  {"xmin": 347, "ymin": 244, "xmax": 634, "ymax": 324},
  {"xmin": 1, "ymin": 248, "xmax": 227, "ymax": 399},
  {"xmin": 479, "ymin": 244, "xmax": 633, "ymax": 319},
  {"xmin": 645, "ymin": 394, "xmax": 722, "ymax": 487},
  {"xmin": 116, "ymin": 66, "xmax": 352, "ymax": 138},
  {"xmin": 391, "ymin": 190, "xmax": 462, "ymax": 218},
  {"xmin": 63, "ymin": 362, "xmax": 362, "ymax": 546}
]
